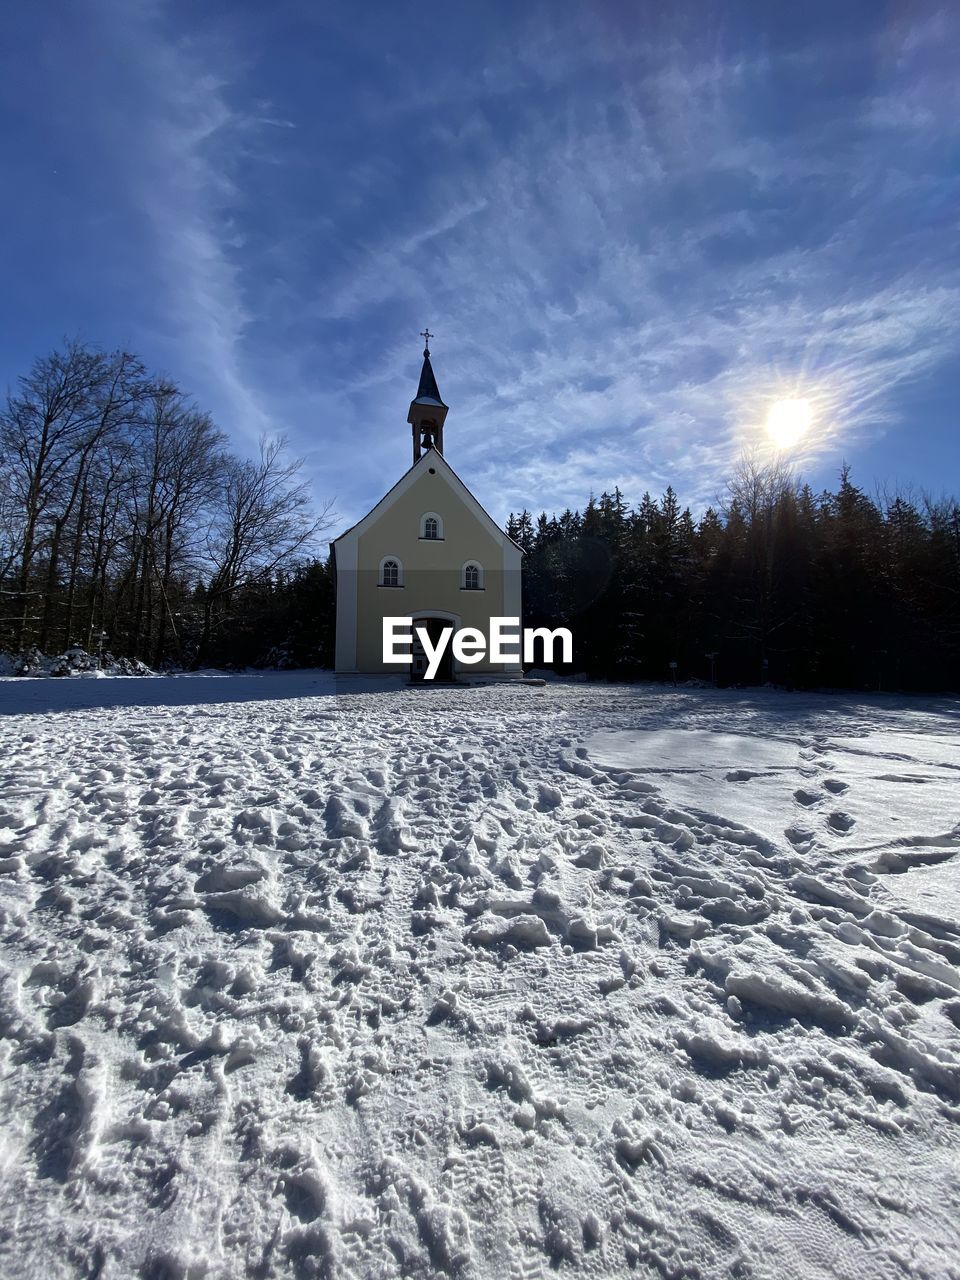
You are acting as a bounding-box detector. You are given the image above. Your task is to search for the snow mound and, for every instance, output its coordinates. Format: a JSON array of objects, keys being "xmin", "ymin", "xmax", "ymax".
[{"xmin": 1, "ymin": 646, "xmax": 154, "ymax": 678}]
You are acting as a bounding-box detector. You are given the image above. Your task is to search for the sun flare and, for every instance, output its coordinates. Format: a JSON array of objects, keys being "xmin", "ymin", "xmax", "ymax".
[{"xmin": 766, "ymin": 398, "xmax": 813, "ymax": 449}]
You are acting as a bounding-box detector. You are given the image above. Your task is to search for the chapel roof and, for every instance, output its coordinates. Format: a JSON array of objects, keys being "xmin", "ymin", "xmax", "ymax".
[
  {"xmin": 330, "ymin": 446, "xmax": 523, "ymax": 553},
  {"xmin": 411, "ymin": 350, "xmax": 447, "ymax": 409}
]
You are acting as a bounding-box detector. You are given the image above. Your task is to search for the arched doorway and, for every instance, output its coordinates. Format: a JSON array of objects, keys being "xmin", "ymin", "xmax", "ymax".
[{"xmin": 410, "ymin": 613, "xmax": 458, "ymax": 682}]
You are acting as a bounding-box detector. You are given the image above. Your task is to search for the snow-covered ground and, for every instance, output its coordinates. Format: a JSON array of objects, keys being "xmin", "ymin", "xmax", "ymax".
[{"xmin": 1, "ymin": 673, "xmax": 958, "ymax": 1279}]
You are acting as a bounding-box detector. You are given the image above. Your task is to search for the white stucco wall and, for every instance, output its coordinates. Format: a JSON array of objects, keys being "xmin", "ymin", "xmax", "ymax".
[{"xmin": 334, "ymin": 453, "xmax": 522, "ymax": 675}]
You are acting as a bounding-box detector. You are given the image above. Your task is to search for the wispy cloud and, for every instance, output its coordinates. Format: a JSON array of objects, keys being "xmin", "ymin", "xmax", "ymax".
[
  {"xmin": 301, "ymin": 5, "xmax": 960, "ymax": 525},
  {"xmin": 23, "ymin": 1, "xmax": 956, "ymax": 531},
  {"xmin": 86, "ymin": 0, "xmax": 281, "ymax": 445}
]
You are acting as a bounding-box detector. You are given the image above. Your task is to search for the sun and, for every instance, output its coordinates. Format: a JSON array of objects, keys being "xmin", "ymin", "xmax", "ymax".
[{"xmin": 766, "ymin": 398, "xmax": 813, "ymax": 449}]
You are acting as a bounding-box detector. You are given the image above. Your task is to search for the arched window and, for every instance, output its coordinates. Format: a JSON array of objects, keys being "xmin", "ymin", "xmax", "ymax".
[
  {"xmin": 462, "ymin": 561, "xmax": 484, "ymax": 590},
  {"xmin": 419, "ymin": 512, "xmax": 443, "ymax": 540},
  {"xmin": 379, "ymin": 557, "xmax": 403, "ymax": 587}
]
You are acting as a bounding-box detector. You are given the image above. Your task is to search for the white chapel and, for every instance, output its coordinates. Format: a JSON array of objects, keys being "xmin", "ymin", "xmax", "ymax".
[{"xmin": 332, "ymin": 338, "xmax": 523, "ymax": 679}]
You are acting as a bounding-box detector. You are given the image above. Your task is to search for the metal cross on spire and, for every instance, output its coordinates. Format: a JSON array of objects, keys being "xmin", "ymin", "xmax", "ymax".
[{"xmin": 419, "ymin": 328, "xmax": 434, "ymax": 354}]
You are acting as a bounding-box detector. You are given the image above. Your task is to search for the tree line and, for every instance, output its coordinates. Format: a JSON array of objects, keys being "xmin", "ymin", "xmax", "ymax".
[
  {"xmin": 3, "ymin": 340, "xmax": 956, "ymax": 690},
  {"xmin": 0, "ymin": 341, "xmax": 333, "ymax": 668},
  {"xmin": 508, "ymin": 459, "xmax": 960, "ymax": 691}
]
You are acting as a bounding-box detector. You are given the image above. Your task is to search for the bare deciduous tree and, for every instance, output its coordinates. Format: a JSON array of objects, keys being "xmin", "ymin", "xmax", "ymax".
[
  {"xmin": 198, "ymin": 436, "xmax": 333, "ymax": 658},
  {"xmin": 0, "ymin": 341, "xmax": 149, "ymax": 646},
  {"xmin": 0, "ymin": 342, "xmax": 334, "ymax": 668}
]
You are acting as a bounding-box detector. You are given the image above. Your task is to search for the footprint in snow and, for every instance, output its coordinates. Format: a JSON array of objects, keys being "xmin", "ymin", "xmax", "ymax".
[
  {"xmin": 828, "ymin": 811, "xmax": 856, "ymax": 833},
  {"xmin": 793, "ymin": 789, "xmax": 822, "ymax": 807},
  {"xmin": 785, "ymin": 826, "xmax": 815, "ymax": 849},
  {"xmin": 535, "ymin": 784, "xmax": 563, "ymax": 811},
  {"xmin": 823, "ymin": 778, "xmax": 849, "ymax": 794}
]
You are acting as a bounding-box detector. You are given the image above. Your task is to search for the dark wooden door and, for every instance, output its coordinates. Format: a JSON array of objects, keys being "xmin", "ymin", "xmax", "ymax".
[{"xmin": 411, "ymin": 616, "xmax": 454, "ymax": 681}]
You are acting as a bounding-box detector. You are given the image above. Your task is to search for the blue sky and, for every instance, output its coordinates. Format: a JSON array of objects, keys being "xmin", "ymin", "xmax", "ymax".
[{"xmin": 1, "ymin": 0, "xmax": 958, "ymax": 536}]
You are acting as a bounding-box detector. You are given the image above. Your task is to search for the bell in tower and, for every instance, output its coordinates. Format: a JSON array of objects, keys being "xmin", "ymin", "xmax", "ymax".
[{"xmin": 408, "ymin": 330, "xmax": 449, "ymax": 463}]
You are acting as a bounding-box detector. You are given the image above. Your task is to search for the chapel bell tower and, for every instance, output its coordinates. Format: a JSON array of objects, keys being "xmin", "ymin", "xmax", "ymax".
[{"xmin": 408, "ymin": 329, "xmax": 449, "ymax": 463}]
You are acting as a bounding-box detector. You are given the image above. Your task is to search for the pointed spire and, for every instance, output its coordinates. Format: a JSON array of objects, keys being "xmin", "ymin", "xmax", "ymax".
[
  {"xmin": 408, "ymin": 330, "xmax": 449, "ymax": 461},
  {"xmin": 414, "ymin": 350, "xmax": 446, "ymax": 408},
  {"xmin": 412, "ymin": 330, "xmax": 446, "ymax": 408}
]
